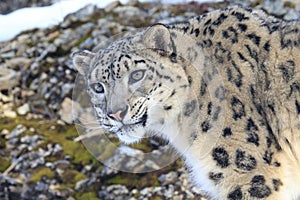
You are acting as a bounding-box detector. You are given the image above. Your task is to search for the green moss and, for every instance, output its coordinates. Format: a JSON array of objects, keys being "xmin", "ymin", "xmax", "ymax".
[
  {"xmin": 102, "ymin": 159, "xmax": 182, "ymax": 190},
  {"xmin": 284, "ymin": 1, "xmax": 296, "ymax": 9},
  {"xmin": 104, "ymin": 172, "xmax": 160, "ymax": 189},
  {"xmin": 151, "ymin": 196, "xmax": 164, "ymax": 200},
  {"xmin": 0, "ymin": 117, "xmax": 102, "ymax": 167},
  {"xmin": 105, "ymin": 174, "xmax": 138, "ymax": 186},
  {"xmin": 0, "ymin": 137, "xmax": 6, "ymax": 149},
  {"xmin": 0, "ymin": 156, "xmax": 10, "ymax": 172},
  {"xmin": 56, "ymin": 185, "xmax": 70, "ymax": 191},
  {"xmin": 130, "ymin": 138, "xmax": 153, "ymax": 152},
  {"xmin": 0, "ymin": 116, "xmax": 183, "ymax": 195},
  {"xmin": 0, "ymin": 117, "xmax": 23, "ymax": 131},
  {"xmin": 75, "ymin": 172, "xmax": 87, "ymax": 182},
  {"xmin": 29, "ymin": 167, "xmax": 55, "ymax": 182},
  {"xmin": 76, "ymin": 192, "xmax": 99, "ymax": 200},
  {"xmin": 61, "ymin": 170, "xmax": 86, "ymax": 185},
  {"xmin": 45, "ymin": 156, "xmax": 61, "ymax": 163}
]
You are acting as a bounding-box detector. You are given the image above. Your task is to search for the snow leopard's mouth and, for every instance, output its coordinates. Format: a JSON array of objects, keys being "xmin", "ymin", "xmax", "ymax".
[{"xmin": 111, "ymin": 111, "xmax": 148, "ymax": 134}]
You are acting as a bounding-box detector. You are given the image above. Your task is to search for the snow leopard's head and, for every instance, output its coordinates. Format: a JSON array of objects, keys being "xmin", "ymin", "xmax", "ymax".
[{"xmin": 73, "ymin": 24, "xmax": 192, "ymax": 144}]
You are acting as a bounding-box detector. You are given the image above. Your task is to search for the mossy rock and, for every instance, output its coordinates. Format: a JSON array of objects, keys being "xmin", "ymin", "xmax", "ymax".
[
  {"xmin": 0, "ymin": 156, "xmax": 10, "ymax": 172},
  {"xmin": 61, "ymin": 169, "xmax": 87, "ymax": 185},
  {"xmin": 0, "ymin": 116, "xmax": 102, "ymax": 166},
  {"xmin": 104, "ymin": 172, "xmax": 160, "ymax": 189},
  {"xmin": 29, "ymin": 167, "xmax": 55, "ymax": 182},
  {"xmin": 75, "ymin": 191, "xmax": 99, "ymax": 200}
]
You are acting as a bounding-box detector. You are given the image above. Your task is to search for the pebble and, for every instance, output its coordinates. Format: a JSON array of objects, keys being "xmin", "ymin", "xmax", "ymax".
[
  {"xmin": 0, "ymin": 51, "xmax": 15, "ymax": 59},
  {"xmin": 17, "ymin": 103, "xmax": 30, "ymax": 115},
  {"xmin": 262, "ymin": 0, "xmax": 286, "ymax": 16},
  {"xmin": 107, "ymin": 185, "xmax": 129, "ymax": 195},
  {"xmin": 58, "ymin": 97, "xmax": 75, "ymax": 124},
  {"xmin": 0, "ymin": 92, "xmax": 13, "ymax": 102},
  {"xmin": 0, "ymin": 68, "xmax": 21, "ymax": 90},
  {"xmin": 7, "ymin": 124, "xmax": 27, "ymax": 139},
  {"xmin": 0, "ymin": 129, "xmax": 10, "ymax": 136},
  {"xmin": 5, "ymin": 57, "xmax": 32, "ymax": 68},
  {"xmin": 159, "ymin": 171, "xmax": 178, "ymax": 185},
  {"xmin": 75, "ymin": 178, "xmax": 89, "ymax": 190},
  {"xmin": 140, "ymin": 187, "xmax": 152, "ymax": 196},
  {"xmin": 35, "ymin": 182, "xmax": 48, "ymax": 191}
]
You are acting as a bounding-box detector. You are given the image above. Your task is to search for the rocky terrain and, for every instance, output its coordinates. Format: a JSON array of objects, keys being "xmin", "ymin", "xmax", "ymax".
[
  {"xmin": 0, "ymin": 0, "xmax": 57, "ymax": 14},
  {"xmin": 0, "ymin": 0, "xmax": 299, "ymax": 199}
]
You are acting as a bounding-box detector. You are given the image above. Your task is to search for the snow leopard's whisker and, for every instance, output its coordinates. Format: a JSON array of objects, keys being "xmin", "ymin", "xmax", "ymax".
[
  {"xmin": 73, "ymin": 129, "xmax": 106, "ymax": 142},
  {"xmin": 74, "ymin": 123, "xmax": 101, "ymax": 129}
]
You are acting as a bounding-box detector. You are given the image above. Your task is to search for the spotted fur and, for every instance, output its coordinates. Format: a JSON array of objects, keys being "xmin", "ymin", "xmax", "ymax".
[{"xmin": 73, "ymin": 6, "xmax": 300, "ymax": 200}]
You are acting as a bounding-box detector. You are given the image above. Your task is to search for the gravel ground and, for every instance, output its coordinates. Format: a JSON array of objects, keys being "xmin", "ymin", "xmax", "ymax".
[{"xmin": 0, "ymin": 0, "xmax": 299, "ymax": 199}]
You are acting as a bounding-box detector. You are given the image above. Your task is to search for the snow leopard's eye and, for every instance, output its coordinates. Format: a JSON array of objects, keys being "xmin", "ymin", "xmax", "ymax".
[
  {"xmin": 129, "ymin": 70, "xmax": 145, "ymax": 84},
  {"xmin": 90, "ymin": 82, "xmax": 104, "ymax": 94}
]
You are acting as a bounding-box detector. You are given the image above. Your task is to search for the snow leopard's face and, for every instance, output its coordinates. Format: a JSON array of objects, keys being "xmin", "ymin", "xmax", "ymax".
[{"xmin": 73, "ymin": 35, "xmax": 190, "ymax": 144}]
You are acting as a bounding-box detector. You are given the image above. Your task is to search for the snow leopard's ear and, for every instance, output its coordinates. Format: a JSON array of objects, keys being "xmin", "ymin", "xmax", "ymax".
[
  {"xmin": 143, "ymin": 24, "xmax": 174, "ymax": 56},
  {"xmin": 72, "ymin": 50, "xmax": 95, "ymax": 77}
]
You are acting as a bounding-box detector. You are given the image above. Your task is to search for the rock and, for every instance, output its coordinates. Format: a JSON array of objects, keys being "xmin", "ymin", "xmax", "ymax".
[
  {"xmin": 0, "ymin": 51, "xmax": 15, "ymax": 58},
  {"xmin": 7, "ymin": 124, "xmax": 27, "ymax": 139},
  {"xmin": 17, "ymin": 144, "xmax": 28, "ymax": 152},
  {"xmin": 140, "ymin": 187, "xmax": 152, "ymax": 196},
  {"xmin": 29, "ymin": 62, "xmax": 40, "ymax": 76},
  {"xmin": 0, "ymin": 0, "xmax": 55, "ymax": 14},
  {"xmin": 0, "ymin": 129, "xmax": 9, "ymax": 136},
  {"xmin": 131, "ymin": 188, "xmax": 138, "ymax": 195},
  {"xmin": 35, "ymin": 181, "xmax": 48, "ymax": 191},
  {"xmin": 49, "ymin": 77, "xmax": 58, "ymax": 84},
  {"xmin": 262, "ymin": 0, "xmax": 287, "ymax": 16},
  {"xmin": 284, "ymin": 9, "xmax": 300, "ymax": 20},
  {"xmin": 54, "ymin": 160, "xmax": 70, "ymax": 176},
  {"xmin": 61, "ymin": 83, "xmax": 73, "ymax": 98},
  {"xmin": 30, "ymin": 156, "xmax": 45, "ymax": 168},
  {"xmin": 59, "ymin": 97, "xmax": 78, "ymax": 124},
  {"xmin": 5, "ymin": 57, "xmax": 32, "ymax": 68},
  {"xmin": 0, "ymin": 92, "xmax": 13, "ymax": 102},
  {"xmin": 152, "ymin": 186, "xmax": 163, "ymax": 195},
  {"xmin": 105, "ymin": 1, "xmax": 121, "ymax": 13},
  {"xmin": 159, "ymin": 171, "xmax": 178, "ymax": 185},
  {"xmin": 61, "ymin": 4, "xmax": 96, "ymax": 28},
  {"xmin": 75, "ymin": 178, "xmax": 89, "ymax": 190},
  {"xmin": 17, "ymin": 103, "xmax": 30, "ymax": 115},
  {"xmin": 119, "ymin": 145, "xmax": 144, "ymax": 157},
  {"xmin": 145, "ymin": 160, "xmax": 160, "ymax": 170},
  {"xmin": 0, "ymin": 67, "xmax": 21, "ymax": 90},
  {"xmin": 114, "ymin": 6, "xmax": 149, "ymax": 25},
  {"xmin": 3, "ymin": 110, "xmax": 17, "ymax": 118},
  {"xmin": 37, "ymin": 194, "xmax": 48, "ymax": 200},
  {"xmin": 163, "ymin": 184, "xmax": 175, "ymax": 198},
  {"xmin": 84, "ymin": 164, "xmax": 93, "ymax": 172},
  {"xmin": 106, "ymin": 185, "xmax": 129, "ymax": 195},
  {"xmin": 29, "ymin": 127, "xmax": 36, "ymax": 132},
  {"xmin": 191, "ymin": 186, "xmax": 203, "ymax": 195},
  {"xmin": 52, "ymin": 144, "xmax": 63, "ymax": 155},
  {"xmin": 101, "ymin": 165, "xmax": 119, "ymax": 176}
]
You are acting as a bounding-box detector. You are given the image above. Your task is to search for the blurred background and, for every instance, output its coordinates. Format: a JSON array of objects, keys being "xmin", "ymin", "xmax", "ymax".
[{"xmin": 0, "ymin": 0, "xmax": 299, "ymax": 199}]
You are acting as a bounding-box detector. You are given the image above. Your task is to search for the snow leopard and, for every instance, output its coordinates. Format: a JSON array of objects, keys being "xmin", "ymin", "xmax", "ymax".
[{"xmin": 72, "ymin": 6, "xmax": 300, "ymax": 200}]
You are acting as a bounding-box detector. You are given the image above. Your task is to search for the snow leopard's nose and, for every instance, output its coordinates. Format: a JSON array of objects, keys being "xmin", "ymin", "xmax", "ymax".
[{"xmin": 108, "ymin": 106, "xmax": 128, "ymax": 122}]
